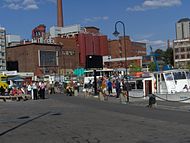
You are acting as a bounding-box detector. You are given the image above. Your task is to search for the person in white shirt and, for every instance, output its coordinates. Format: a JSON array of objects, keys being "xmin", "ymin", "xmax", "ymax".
[{"xmin": 32, "ymin": 82, "xmax": 38, "ymax": 100}]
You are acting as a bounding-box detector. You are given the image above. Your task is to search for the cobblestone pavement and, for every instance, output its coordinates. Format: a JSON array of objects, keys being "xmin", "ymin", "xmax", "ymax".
[
  {"xmin": 0, "ymin": 94, "xmax": 190, "ymax": 143},
  {"xmin": 80, "ymin": 92, "xmax": 190, "ymax": 112}
]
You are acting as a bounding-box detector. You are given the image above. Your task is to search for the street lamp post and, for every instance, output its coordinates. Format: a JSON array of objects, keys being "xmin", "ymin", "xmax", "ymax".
[{"xmin": 113, "ymin": 20, "xmax": 129, "ymax": 102}]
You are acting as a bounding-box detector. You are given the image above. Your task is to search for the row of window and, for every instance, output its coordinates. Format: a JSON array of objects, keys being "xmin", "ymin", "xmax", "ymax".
[
  {"xmin": 174, "ymin": 41, "xmax": 190, "ymax": 46},
  {"xmin": 0, "ymin": 60, "xmax": 6, "ymax": 64},
  {"xmin": 0, "ymin": 52, "xmax": 5, "ymax": 57},
  {"xmin": 62, "ymin": 50, "xmax": 75, "ymax": 56},
  {"xmin": 175, "ymin": 54, "xmax": 190, "ymax": 59},
  {"xmin": 175, "ymin": 47, "xmax": 190, "ymax": 53},
  {"xmin": 164, "ymin": 72, "xmax": 187, "ymax": 81}
]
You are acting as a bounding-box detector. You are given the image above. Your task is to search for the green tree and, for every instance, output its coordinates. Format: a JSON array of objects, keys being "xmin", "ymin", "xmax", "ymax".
[
  {"xmin": 163, "ymin": 48, "xmax": 174, "ymax": 66},
  {"xmin": 186, "ymin": 61, "xmax": 190, "ymax": 70},
  {"xmin": 154, "ymin": 49, "xmax": 164, "ymax": 55},
  {"xmin": 153, "ymin": 48, "xmax": 174, "ymax": 69},
  {"xmin": 154, "ymin": 49, "xmax": 164, "ymax": 61},
  {"xmin": 129, "ymin": 62, "xmax": 141, "ymax": 74},
  {"xmin": 148, "ymin": 62, "xmax": 156, "ymax": 72}
]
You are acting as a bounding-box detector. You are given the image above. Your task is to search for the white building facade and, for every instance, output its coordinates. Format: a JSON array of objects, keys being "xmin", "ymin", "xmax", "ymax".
[
  {"xmin": 50, "ymin": 24, "xmax": 82, "ymax": 38},
  {"xmin": 6, "ymin": 34, "xmax": 21, "ymax": 47},
  {"xmin": 173, "ymin": 39, "xmax": 190, "ymax": 68},
  {"xmin": 174, "ymin": 18, "xmax": 190, "ymax": 68},
  {"xmin": 176, "ymin": 18, "xmax": 190, "ymax": 40}
]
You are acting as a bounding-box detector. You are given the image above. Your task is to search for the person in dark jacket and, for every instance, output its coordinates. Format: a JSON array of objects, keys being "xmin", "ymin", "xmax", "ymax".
[
  {"xmin": 107, "ymin": 79, "xmax": 112, "ymax": 96},
  {"xmin": 115, "ymin": 79, "xmax": 121, "ymax": 98}
]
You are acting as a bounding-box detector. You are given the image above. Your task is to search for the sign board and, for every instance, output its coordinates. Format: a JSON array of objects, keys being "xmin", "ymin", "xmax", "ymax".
[
  {"xmin": 18, "ymin": 72, "xmax": 34, "ymax": 77},
  {"xmin": 85, "ymin": 55, "xmax": 103, "ymax": 69},
  {"xmin": 1, "ymin": 71, "xmax": 17, "ymax": 76},
  {"xmin": 73, "ymin": 68, "xmax": 85, "ymax": 76}
]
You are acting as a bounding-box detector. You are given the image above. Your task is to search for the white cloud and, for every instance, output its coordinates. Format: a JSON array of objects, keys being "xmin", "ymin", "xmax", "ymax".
[
  {"xmin": 136, "ymin": 33, "xmax": 154, "ymax": 40},
  {"xmin": 46, "ymin": 0, "xmax": 56, "ymax": 3},
  {"xmin": 23, "ymin": 0, "xmax": 38, "ymax": 10},
  {"xmin": 24, "ymin": 4, "xmax": 38, "ymax": 10},
  {"xmin": 84, "ymin": 16, "xmax": 109, "ymax": 23},
  {"xmin": 3, "ymin": 0, "xmax": 39, "ymax": 10},
  {"xmin": 137, "ymin": 39, "xmax": 167, "ymax": 51},
  {"xmin": 127, "ymin": 0, "xmax": 182, "ymax": 11},
  {"xmin": 7, "ymin": 3, "xmax": 22, "ymax": 10},
  {"xmin": 4, "ymin": 0, "xmax": 21, "ymax": 2}
]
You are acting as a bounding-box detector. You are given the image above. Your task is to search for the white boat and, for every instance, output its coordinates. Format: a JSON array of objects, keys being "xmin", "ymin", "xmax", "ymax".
[
  {"xmin": 132, "ymin": 69, "xmax": 190, "ymax": 102},
  {"xmin": 153, "ymin": 69, "xmax": 190, "ymax": 94},
  {"xmin": 152, "ymin": 69, "xmax": 190, "ymax": 102},
  {"xmin": 83, "ymin": 68, "xmax": 190, "ymax": 102}
]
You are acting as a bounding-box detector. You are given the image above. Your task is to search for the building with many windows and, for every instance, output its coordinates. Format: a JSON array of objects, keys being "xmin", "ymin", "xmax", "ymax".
[
  {"xmin": 104, "ymin": 36, "xmax": 146, "ymax": 69},
  {"xmin": 173, "ymin": 38, "xmax": 190, "ymax": 68},
  {"xmin": 176, "ymin": 18, "xmax": 190, "ymax": 40},
  {"xmin": 0, "ymin": 27, "xmax": 6, "ymax": 71},
  {"xmin": 42, "ymin": 24, "xmax": 109, "ymax": 68},
  {"xmin": 6, "ymin": 43, "xmax": 79, "ymax": 76},
  {"xmin": 174, "ymin": 18, "xmax": 190, "ymax": 68}
]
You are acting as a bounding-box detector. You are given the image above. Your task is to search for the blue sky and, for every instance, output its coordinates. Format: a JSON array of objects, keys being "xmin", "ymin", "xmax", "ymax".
[{"xmin": 0, "ymin": 0, "xmax": 189, "ymax": 52}]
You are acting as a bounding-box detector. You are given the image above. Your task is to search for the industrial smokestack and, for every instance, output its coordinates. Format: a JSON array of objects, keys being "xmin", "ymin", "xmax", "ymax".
[{"xmin": 57, "ymin": 0, "xmax": 64, "ymax": 27}]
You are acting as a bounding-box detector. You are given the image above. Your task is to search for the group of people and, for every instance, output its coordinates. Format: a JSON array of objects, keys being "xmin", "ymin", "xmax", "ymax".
[
  {"xmin": 0, "ymin": 74, "xmax": 132, "ymax": 103},
  {"xmin": 83, "ymin": 76, "xmax": 130, "ymax": 102},
  {"xmin": 65, "ymin": 81, "xmax": 80, "ymax": 96},
  {"xmin": 0, "ymin": 81, "xmax": 47, "ymax": 100}
]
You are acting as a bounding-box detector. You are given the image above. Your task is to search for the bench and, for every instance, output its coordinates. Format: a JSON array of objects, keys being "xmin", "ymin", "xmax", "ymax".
[{"xmin": 0, "ymin": 94, "xmax": 31, "ymax": 102}]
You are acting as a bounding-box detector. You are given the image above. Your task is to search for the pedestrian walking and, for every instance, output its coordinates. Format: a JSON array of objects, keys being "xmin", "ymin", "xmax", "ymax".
[
  {"xmin": 115, "ymin": 79, "xmax": 121, "ymax": 98},
  {"xmin": 121, "ymin": 79, "xmax": 129, "ymax": 104},
  {"xmin": 148, "ymin": 94, "xmax": 157, "ymax": 108},
  {"xmin": 39, "ymin": 81, "xmax": 46, "ymax": 99},
  {"xmin": 106, "ymin": 78, "xmax": 112, "ymax": 96},
  {"xmin": 32, "ymin": 81, "xmax": 38, "ymax": 100},
  {"xmin": 27, "ymin": 83, "xmax": 32, "ymax": 95}
]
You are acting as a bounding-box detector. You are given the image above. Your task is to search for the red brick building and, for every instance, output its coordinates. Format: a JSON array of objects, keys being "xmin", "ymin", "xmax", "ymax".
[
  {"xmin": 6, "ymin": 43, "xmax": 79, "ymax": 76},
  {"xmin": 53, "ymin": 26, "xmax": 109, "ymax": 67},
  {"xmin": 76, "ymin": 35, "xmax": 108, "ymax": 66},
  {"xmin": 32, "ymin": 24, "xmax": 46, "ymax": 41},
  {"xmin": 6, "ymin": 23, "xmax": 146, "ymax": 76},
  {"xmin": 106, "ymin": 36, "xmax": 146, "ymax": 68}
]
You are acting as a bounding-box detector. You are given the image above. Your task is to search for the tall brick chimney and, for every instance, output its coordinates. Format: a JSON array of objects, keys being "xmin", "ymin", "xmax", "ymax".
[{"xmin": 57, "ymin": 0, "xmax": 64, "ymax": 27}]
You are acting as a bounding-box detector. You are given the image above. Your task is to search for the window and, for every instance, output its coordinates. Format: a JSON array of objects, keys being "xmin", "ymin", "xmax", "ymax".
[
  {"xmin": 39, "ymin": 50, "xmax": 57, "ymax": 66},
  {"xmin": 181, "ymin": 54, "xmax": 185, "ymax": 59},
  {"xmin": 186, "ymin": 72, "xmax": 190, "ymax": 79},
  {"xmin": 187, "ymin": 47, "xmax": 190, "ymax": 51},
  {"xmin": 164, "ymin": 73, "xmax": 173, "ymax": 81},
  {"xmin": 62, "ymin": 50, "xmax": 75, "ymax": 56},
  {"xmin": 173, "ymin": 72, "xmax": 186, "ymax": 80},
  {"xmin": 161, "ymin": 74, "xmax": 164, "ymax": 81}
]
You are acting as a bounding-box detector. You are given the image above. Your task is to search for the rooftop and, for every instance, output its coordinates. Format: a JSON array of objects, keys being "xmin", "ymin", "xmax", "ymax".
[{"xmin": 178, "ymin": 18, "xmax": 190, "ymax": 23}]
